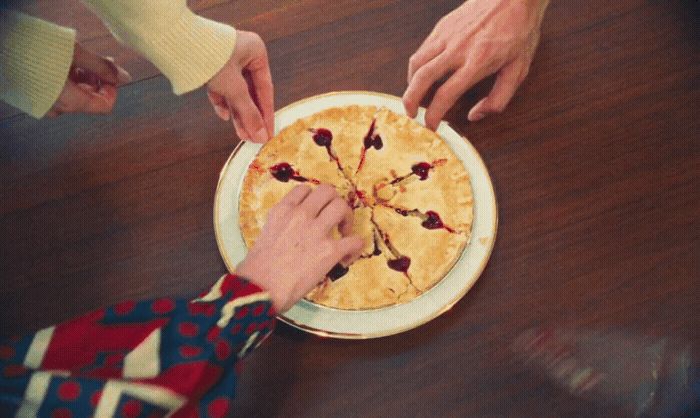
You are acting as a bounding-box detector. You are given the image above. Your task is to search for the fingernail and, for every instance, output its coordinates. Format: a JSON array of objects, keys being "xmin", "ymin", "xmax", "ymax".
[
  {"xmin": 253, "ymin": 127, "xmax": 269, "ymax": 143},
  {"xmin": 469, "ymin": 112, "xmax": 485, "ymax": 122},
  {"xmin": 213, "ymin": 105, "xmax": 230, "ymax": 121},
  {"xmin": 116, "ymin": 67, "xmax": 132, "ymax": 84}
]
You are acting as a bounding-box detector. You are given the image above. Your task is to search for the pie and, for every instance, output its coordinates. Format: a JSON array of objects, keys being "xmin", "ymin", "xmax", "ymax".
[{"xmin": 239, "ymin": 105, "xmax": 473, "ymax": 310}]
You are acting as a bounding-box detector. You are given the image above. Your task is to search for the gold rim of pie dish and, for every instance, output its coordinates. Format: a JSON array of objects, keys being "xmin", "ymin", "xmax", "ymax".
[{"xmin": 213, "ymin": 91, "xmax": 498, "ymax": 339}]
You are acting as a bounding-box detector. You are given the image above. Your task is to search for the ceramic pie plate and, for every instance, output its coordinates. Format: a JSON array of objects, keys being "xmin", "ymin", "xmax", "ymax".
[{"xmin": 214, "ymin": 91, "xmax": 497, "ymax": 339}]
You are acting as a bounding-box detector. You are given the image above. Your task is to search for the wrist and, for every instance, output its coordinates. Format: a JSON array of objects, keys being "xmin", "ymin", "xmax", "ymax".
[{"xmin": 235, "ymin": 259, "xmax": 289, "ymax": 312}]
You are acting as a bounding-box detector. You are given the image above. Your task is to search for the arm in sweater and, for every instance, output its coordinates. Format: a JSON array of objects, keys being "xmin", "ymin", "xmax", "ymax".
[
  {"xmin": 0, "ymin": 1, "xmax": 236, "ymax": 118},
  {"xmin": 81, "ymin": 0, "xmax": 237, "ymax": 95},
  {"xmin": 0, "ymin": 273, "xmax": 275, "ymax": 417},
  {"xmin": 0, "ymin": 9, "xmax": 76, "ymax": 118}
]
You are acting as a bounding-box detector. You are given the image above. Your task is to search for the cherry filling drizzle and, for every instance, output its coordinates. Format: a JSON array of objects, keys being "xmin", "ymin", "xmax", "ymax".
[
  {"xmin": 387, "ymin": 256, "xmax": 411, "ymax": 273},
  {"xmin": 357, "ymin": 120, "xmax": 383, "ymax": 173},
  {"xmin": 355, "ymin": 190, "xmax": 368, "ymax": 205},
  {"xmin": 390, "ymin": 159, "xmax": 447, "ymax": 185},
  {"xmin": 378, "ymin": 232, "xmax": 411, "ymax": 275},
  {"xmin": 269, "ymin": 163, "xmax": 320, "ymax": 184},
  {"xmin": 394, "ymin": 208, "xmax": 418, "ymax": 217},
  {"xmin": 390, "ymin": 162, "xmax": 431, "ymax": 184},
  {"xmin": 363, "ymin": 130, "xmax": 383, "ymax": 150},
  {"xmin": 391, "ymin": 206, "xmax": 456, "ymax": 233},
  {"xmin": 421, "ymin": 211, "xmax": 455, "ymax": 232},
  {"xmin": 411, "ymin": 162, "xmax": 432, "ymax": 180},
  {"xmin": 312, "ymin": 128, "xmax": 332, "ymax": 147},
  {"xmin": 328, "ymin": 263, "xmax": 349, "ymax": 281},
  {"xmin": 346, "ymin": 189, "xmax": 370, "ymax": 209},
  {"xmin": 347, "ymin": 192, "xmax": 358, "ymax": 209},
  {"xmin": 311, "ymin": 128, "xmax": 343, "ymax": 170}
]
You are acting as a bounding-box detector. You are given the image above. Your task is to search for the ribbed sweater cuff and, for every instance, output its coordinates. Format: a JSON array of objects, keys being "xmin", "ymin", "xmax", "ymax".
[
  {"xmin": 141, "ymin": 12, "xmax": 236, "ymax": 95},
  {"xmin": 0, "ymin": 10, "xmax": 75, "ymax": 118}
]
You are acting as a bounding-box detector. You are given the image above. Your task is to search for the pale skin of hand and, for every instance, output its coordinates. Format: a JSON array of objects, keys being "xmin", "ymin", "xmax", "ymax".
[
  {"xmin": 236, "ymin": 185, "xmax": 364, "ymax": 312},
  {"xmin": 207, "ymin": 30, "xmax": 274, "ymax": 143},
  {"xmin": 49, "ymin": 30, "xmax": 274, "ymax": 146},
  {"xmin": 47, "ymin": 43, "xmax": 131, "ymax": 117},
  {"xmin": 403, "ymin": 0, "xmax": 550, "ymax": 130}
]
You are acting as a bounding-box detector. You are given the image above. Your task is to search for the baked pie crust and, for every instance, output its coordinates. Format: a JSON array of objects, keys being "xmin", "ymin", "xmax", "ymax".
[{"xmin": 239, "ymin": 106, "xmax": 473, "ymax": 310}]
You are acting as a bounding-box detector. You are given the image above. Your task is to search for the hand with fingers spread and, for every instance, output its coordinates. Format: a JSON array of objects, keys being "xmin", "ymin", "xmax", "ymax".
[
  {"xmin": 403, "ymin": 0, "xmax": 550, "ymax": 130},
  {"xmin": 47, "ymin": 42, "xmax": 131, "ymax": 117},
  {"xmin": 207, "ymin": 31, "xmax": 274, "ymax": 144},
  {"xmin": 236, "ymin": 185, "xmax": 364, "ymax": 312}
]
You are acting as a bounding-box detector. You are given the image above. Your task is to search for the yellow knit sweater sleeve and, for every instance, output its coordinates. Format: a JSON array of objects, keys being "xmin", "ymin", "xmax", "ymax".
[
  {"xmin": 0, "ymin": 9, "xmax": 76, "ymax": 118},
  {"xmin": 82, "ymin": 0, "xmax": 236, "ymax": 95}
]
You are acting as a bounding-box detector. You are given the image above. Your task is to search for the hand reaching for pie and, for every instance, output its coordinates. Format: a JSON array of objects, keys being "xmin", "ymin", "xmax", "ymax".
[
  {"xmin": 235, "ymin": 184, "xmax": 364, "ymax": 312},
  {"xmin": 47, "ymin": 42, "xmax": 131, "ymax": 117},
  {"xmin": 403, "ymin": 0, "xmax": 550, "ymax": 130},
  {"xmin": 207, "ymin": 30, "xmax": 274, "ymax": 144}
]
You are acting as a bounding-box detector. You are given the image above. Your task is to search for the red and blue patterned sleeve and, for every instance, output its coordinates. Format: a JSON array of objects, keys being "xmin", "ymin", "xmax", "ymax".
[{"xmin": 0, "ymin": 274, "xmax": 276, "ymax": 417}]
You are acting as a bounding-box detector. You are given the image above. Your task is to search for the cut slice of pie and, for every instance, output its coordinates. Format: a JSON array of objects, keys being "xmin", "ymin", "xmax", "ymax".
[
  {"xmin": 239, "ymin": 105, "xmax": 473, "ymax": 310},
  {"xmin": 373, "ymin": 205, "xmax": 469, "ymax": 293},
  {"xmin": 352, "ymin": 108, "xmax": 471, "ymax": 217},
  {"xmin": 306, "ymin": 254, "xmax": 413, "ymax": 310},
  {"xmin": 372, "ymin": 155, "xmax": 474, "ymax": 233}
]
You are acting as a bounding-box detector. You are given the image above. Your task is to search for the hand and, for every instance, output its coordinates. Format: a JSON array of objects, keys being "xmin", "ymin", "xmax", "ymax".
[
  {"xmin": 47, "ymin": 43, "xmax": 131, "ymax": 117},
  {"xmin": 207, "ymin": 30, "xmax": 274, "ymax": 143},
  {"xmin": 236, "ymin": 185, "xmax": 364, "ymax": 312},
  {"xmin": 403, "ymin": 0, "xmax": 550, "ymax": 129}
]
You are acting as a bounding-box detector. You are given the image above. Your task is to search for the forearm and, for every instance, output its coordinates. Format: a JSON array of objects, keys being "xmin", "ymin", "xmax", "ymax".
[
  {"xmin": 0, "ymin": 9, "xmax": 75, "ymax": 118},
  {"xmin": 0, "ymin": 273, "xmax": 275, "ymax": 417},
  {"xmin": 82, "ymin": 0, "xmax": 237, "ymax": 94}
]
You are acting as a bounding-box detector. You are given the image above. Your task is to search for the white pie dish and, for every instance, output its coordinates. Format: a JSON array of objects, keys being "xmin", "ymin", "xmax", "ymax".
[{"xmin": 213, "ymin": 91, "xmax": 497, "ymax": 338}]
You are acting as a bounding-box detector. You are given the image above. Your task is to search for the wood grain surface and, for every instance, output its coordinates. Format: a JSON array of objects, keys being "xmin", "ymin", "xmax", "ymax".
[{"xmin": 1, "ymin": 0, "xmax": 698, "ymax": 416}]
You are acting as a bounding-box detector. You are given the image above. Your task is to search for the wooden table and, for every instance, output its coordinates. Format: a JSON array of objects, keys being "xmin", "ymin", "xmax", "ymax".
[{"xmin": 1, "ymin": 1, "xmax": 698, "ymax": 416}]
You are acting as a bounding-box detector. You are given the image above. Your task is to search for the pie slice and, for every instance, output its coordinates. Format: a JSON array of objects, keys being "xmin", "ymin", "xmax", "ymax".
[
  {"xmin": 373, "ymin": 154, "xmax": 474, "ymax": 233},
  {"xmin": 352, "ymin": 109, "xmax": 467, "ymax": 209},
  {"xmin": 306, "ymin": 206, "xmax": 413, "ymax": 309},
  {"xmin": 372, "ymin": 204, "xmax": 468, "ymax": 293},
  {"xmin": 306, "ymin": 254, "xmax": 413, "ymax": 310}
]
